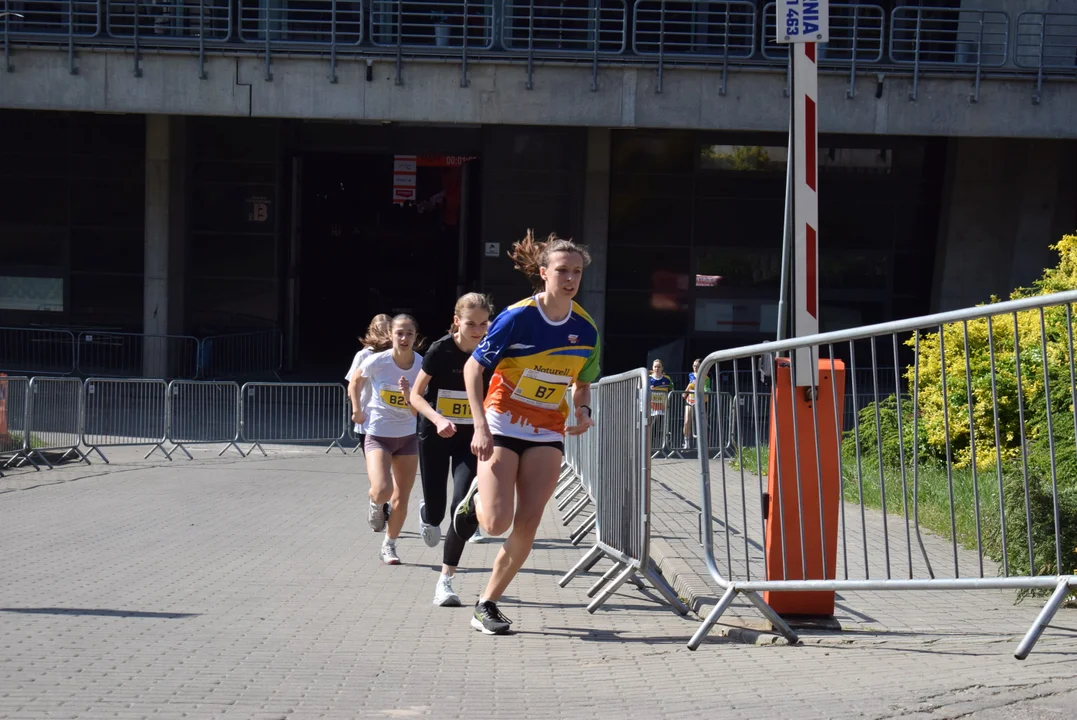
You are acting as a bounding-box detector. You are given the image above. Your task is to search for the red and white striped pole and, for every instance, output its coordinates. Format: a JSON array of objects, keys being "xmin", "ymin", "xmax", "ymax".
[
  {"xmin": 777, "ymin": 0, "xmax": 827, "ymax": 386},
  {"xmin": 792, "ymin": 40, "xmax": 819, "ymax": 388}
]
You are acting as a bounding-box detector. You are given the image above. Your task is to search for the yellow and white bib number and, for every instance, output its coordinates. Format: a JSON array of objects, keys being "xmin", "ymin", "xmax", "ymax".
[
  {"xmin": 379, "ymin": 385, "xmax": 409, "ymax": 410},
  {"xmin": 650, "ymin": 390, "xmax": 668, "ymax": 415},
  {"xmin": 511, "ymin": 369, "xmax": 572, "ymax": 410},
  {"xmin": 436, "ymin": 390, "xmax": 473, "ymax": 424}
]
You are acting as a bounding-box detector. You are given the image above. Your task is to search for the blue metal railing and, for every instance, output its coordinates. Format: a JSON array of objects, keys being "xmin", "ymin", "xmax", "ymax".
[{"xmin": 1, "ymin": 2, "xmax": 1072, "ymax": 100}]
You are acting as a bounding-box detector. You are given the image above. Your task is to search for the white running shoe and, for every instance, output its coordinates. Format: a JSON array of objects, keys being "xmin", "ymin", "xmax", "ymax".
[
  {"xmin": 418, "ymin": 500, "xmax": 442, "ymax": 547},
  {"xmin": 433, "ymin": 575, "xmax": 461, "ymax": 607},
  {"xmin": 467, "ymin": 529, "xmax": 486, "ymax": 544},
  {"xmin": 368, "ymin": 501, "xmax": 387, "ymax": 532},
  {"xmin": 380, "ymin": 541, "xmax": 400, "ymax": 565}
]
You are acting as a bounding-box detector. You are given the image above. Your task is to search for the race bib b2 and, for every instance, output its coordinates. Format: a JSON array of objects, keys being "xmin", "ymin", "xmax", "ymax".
[
  {"xmin": 379, "ymin": 386, "xmax": 408, "ymax": 410},
  {"xmin": 511, "ymin": 369, "xmax": 571, "ymax": 410},
  {"xmin": 436, "ymin": 390, "xmax": 473, "ymax": 423}
]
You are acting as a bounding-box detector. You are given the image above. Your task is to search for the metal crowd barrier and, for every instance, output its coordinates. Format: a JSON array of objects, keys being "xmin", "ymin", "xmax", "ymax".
[
  {"xmin": 0, "ymin": 375, "xmax": 30, "ymax": 475},
  {"xmin": 652, "ymin": 391, "xmax": 734, "ymax": 460},
  {"xmin": 689, "ymin": 289, "xmax": 1077, "ymax": 659},
  {"xmin": 198, "ymin": 330, "xmax": 283, "ymax": 380},
  {"xmin": 22, "ymin": 377, "xmax": 89, "ymax": 469},
  {"xmin": 558, "ymin": 368, "xmax": 689, "ymax": 616},
  {"xmin": 0, "ymin": 327, "xmax": 76, "ymax": 375},
  {"xmin": 240, "ymin": 382, "xmax": 348, "ymax": 456},
  {"xmin": 76, "ymin": 331, "xmax": 200, "ymax": 380},
  {"xmin": 167, "ymin": 380, "xmax": 243, "ymax": 459},
  {"xmin": 82, "ymin": 378, "xmax": 169, "ymax": 462}
]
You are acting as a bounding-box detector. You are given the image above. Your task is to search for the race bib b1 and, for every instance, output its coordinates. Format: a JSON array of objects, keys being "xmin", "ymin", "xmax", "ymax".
[
  {"xmin": 511, "ymin": 369, "xmax": 571, "ymax": 410},
  {"xmin": 436, "ymin": 390, "xmax": 473, "ymax": 423}
]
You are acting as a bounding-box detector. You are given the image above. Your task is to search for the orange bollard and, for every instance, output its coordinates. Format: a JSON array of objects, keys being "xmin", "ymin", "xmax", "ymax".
[{"xmin": 763, "ymin": 358, "xmax": 845, "ymax": 618}]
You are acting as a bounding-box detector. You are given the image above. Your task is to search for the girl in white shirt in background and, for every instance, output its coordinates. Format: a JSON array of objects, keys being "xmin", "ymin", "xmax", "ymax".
[
  {"xmin": 346, "ymin": 314, "xmax": 392, "ymax": 455},
  {"xmin": 352, "ymin": 314, "xmax": 424, "ymax": 565}
]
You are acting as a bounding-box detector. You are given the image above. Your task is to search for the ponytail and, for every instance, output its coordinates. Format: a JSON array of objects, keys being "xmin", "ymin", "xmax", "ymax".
[{"xmin": 507, "ymin": 229, "xmax": 592, "ymax": 291}]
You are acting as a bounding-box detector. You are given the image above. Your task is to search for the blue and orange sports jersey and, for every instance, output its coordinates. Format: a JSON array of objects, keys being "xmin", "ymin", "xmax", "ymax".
[
  {"xmin": 473, "ymin": 297, "xmax": 601, "ymax": 442},
  {"xmin": 649, "ymin": 374, "xmax": 674, "ymax": 414}
]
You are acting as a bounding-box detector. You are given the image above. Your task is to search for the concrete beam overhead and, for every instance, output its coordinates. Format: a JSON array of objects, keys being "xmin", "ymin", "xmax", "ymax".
[{"xmin": 1, "ymin": 47, "xmax": 1075, "ymax": 137}]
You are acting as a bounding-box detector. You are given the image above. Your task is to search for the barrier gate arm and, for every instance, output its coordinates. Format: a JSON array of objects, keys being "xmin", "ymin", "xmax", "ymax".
[{"xmin": 687, "ymin": 288, "xmax": 1077, "ymax": 656}]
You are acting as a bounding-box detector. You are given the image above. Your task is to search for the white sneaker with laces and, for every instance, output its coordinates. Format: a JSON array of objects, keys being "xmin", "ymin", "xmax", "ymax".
[
  {"xmin": 433, "ymin": 574, "xmax": 461, "ymax": 607},
  {"xmin": 418, "ymin": 500, "xmax": 442, "ymax": 547},
  {"xmin": 368, "ymin": 501, "xmax": 387, "ymax": 532},
  {"xmin": 468, "ymin": 529, "xmax": 485, "ymax": 544},
  {"xmin": 380, "ymin": 541, "xmax": 400, "ymax": 565}
]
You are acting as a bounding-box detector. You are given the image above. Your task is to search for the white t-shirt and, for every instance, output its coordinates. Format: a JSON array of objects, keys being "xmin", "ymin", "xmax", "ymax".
[
  {"xmin": 346, "ymin": 347, "xmax": 375, "ymax": 434},
  {"xmin": 358, "ymin": 349, "xmax": 423, "ymax": 438}
]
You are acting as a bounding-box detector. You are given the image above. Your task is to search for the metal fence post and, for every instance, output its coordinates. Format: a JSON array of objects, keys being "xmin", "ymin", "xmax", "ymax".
[
  {"xmin": 1033, "ymin": 15, "xmax": 1046, "ymax": 105},
  {"xmin": 847, "ymin": 5, "xmax": 860, "ymax": 99},
  {"xmin": 909, "ymin": 8, "xmax": 921, "ymax": 100},
  {"xmin": 461, "ymin": 0, "xmax": 470, "ymax": 87},
  {"xmin": 394, "ymin": 0, "xmax": 403, "ymax": 85},
  {"xmin": 67, "ymin": 0, "xmax": 77, "ymax": 74},
  {"xmin": 329, "ymin": 0, "xmax": 338, "ymax": 83},
  {"xmin": 3, "ymin": 2, "xmax": 16, "ymax": 73},
  {"xmin": 970, "ymin": 13, "xmax": 985, "ymax": 103},
  {"xmin": 526, "ymin": 0, "xmax": 534, "ymax": 90},
  {"xmin": 133, "ymin": 0, "xmax": 143, "ymax": 77},
  {"xmin": 263, "ymin": 0, "xmax": 273, "ymax": 81},
  {"xmin": 656, "ymin": 0, "xmax": 665, "ymax": 93},
  {"xmin": 198, "ymin": 0, "xmax": 207, "ymax": 79},
  {"xmin": 720, "ymin": 4, "xmax": 729, "ymax": 96},
  {"xmin": 591, "ymin": 0, "xmax": 599, "ymax": 91}
]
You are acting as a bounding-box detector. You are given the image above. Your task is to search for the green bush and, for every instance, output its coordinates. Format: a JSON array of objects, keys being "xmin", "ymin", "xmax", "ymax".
[{"xmin": 845, "ymin": 234, "xmax": 1077, "ymax": 603}]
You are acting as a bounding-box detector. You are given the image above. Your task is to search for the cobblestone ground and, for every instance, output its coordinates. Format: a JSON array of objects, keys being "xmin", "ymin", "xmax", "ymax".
[{"xmin": 0, "ymin": 447, "xmax": 1074, "ymax": 719}]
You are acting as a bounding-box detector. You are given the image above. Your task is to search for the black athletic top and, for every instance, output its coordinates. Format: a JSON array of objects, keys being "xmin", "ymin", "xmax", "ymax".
[{"xmin": 419, "ymin": 333, "xmax": 491, "ymax": 437}]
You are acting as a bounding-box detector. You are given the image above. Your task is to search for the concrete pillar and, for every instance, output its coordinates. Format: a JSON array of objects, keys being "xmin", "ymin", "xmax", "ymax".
[
  {"xmin": 580, "ymin": 128, "xmax": 611, "ymax": 353},
  {"xmin": 932, "ymin": 137, "xmax": 1077, "ymax": 311},
  {"xmin": 143, "ymin": 115, "xmax": 186, "ymax": 377}
]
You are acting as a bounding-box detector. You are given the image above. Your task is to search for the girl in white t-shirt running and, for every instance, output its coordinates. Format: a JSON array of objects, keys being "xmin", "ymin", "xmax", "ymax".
[
  {"xmin": 346, "ymin": 314, "xmax": 392, "ymax": 454},
  {"xmin": 352, "ymin": 314, "xmax": 424, "ymax": 565}
]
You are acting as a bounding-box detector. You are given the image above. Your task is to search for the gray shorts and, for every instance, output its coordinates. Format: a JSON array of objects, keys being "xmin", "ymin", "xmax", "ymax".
[{"xmin": 364, "ymin": 434, "xmax": 419, "ymax": 456}]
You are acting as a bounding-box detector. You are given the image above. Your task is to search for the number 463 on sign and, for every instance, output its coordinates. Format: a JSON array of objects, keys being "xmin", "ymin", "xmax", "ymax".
[{"xmin": 777, "ymin": 0, "xmax": 829, "ymax": 43}]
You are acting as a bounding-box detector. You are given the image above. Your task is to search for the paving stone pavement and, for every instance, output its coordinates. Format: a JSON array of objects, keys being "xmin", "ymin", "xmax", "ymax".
[{"xmin": 0, "ymin": 446, "xmax": 1074, "ymax": 719}]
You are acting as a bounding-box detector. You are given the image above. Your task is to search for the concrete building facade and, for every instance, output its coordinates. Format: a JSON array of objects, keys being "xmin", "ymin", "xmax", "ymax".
[{"xmin": 1, "ymin": 0, "xmax": 1076, "ymax": 377}]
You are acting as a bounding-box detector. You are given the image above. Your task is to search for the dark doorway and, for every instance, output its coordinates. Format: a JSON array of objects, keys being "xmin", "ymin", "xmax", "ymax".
[{"xmin": 295, "ymin": 153, "xmax": 477, "ymax": 376}]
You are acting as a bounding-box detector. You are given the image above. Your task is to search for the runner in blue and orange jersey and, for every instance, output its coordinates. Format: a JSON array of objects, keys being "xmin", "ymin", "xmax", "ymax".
[{"xmin": 453, "ymin": 230, "xmax": 600, "ymax": 635}]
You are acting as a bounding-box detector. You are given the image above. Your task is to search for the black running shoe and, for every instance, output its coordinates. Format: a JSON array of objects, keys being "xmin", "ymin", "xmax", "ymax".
[
  {"xmin": 452, "ymin": 477, "xmax": 480, "ymax": 539},
  {"xmin": 471, "ymin": 600, "xmax": 512, "ymax": 635}
]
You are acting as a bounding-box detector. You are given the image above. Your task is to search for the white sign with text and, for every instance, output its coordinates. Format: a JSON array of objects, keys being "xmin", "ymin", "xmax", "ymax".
[{"xmin": 776, "ymin": 0, "xmax": 829, "ymax": 43}]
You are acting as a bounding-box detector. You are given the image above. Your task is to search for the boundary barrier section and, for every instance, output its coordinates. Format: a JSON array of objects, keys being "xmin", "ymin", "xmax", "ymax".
[
  {"xmin": 199, "ymin": 330, "xmax": 283, "ymax": 380},
  {"xmin": 241, "ymin": 383, "xmax": 348, "ymax": 456},
  {"xmin": 24, "ymin": 377, "xmax": 88, "ymax": 469},
  {"xmin": 82, "ymin": 378, "xmax": 169, "ymax": 463},
  {"xmin": 689, "ymin": 289, "xmax": 1077, "ymax": 659},
  {"xmin": 166, "ymin": 380, "xmax": 244, "ymax": 459},
  {"xmin": 558, "ymin": 368, "xmax": 689, "ymax": 616},
  {"xmin": 0, "ymin": 375, "xmax": 30, "ymax": 475},
  {"xmin": 0, "ymin": 327, "xmax": 76, "ymax": 375}
]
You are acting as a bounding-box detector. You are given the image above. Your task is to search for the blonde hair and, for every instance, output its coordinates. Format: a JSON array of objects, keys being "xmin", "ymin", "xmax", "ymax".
[
  {"xmin": 508, "ymin": 229, "xmax": 592, "ymax": 292},
  {"xmin": 449, "ymin": 292, "xmax": 495, "ymax": 333},
  {"xmin": 360, "ymin": 314, "xmax": 392, "ymax": 352}
]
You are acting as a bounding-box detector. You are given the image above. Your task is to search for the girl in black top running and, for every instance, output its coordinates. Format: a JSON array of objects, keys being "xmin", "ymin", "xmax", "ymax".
[{"xmin": 408, "ymin": 292, "xmax": 494, "ymax": 607}]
